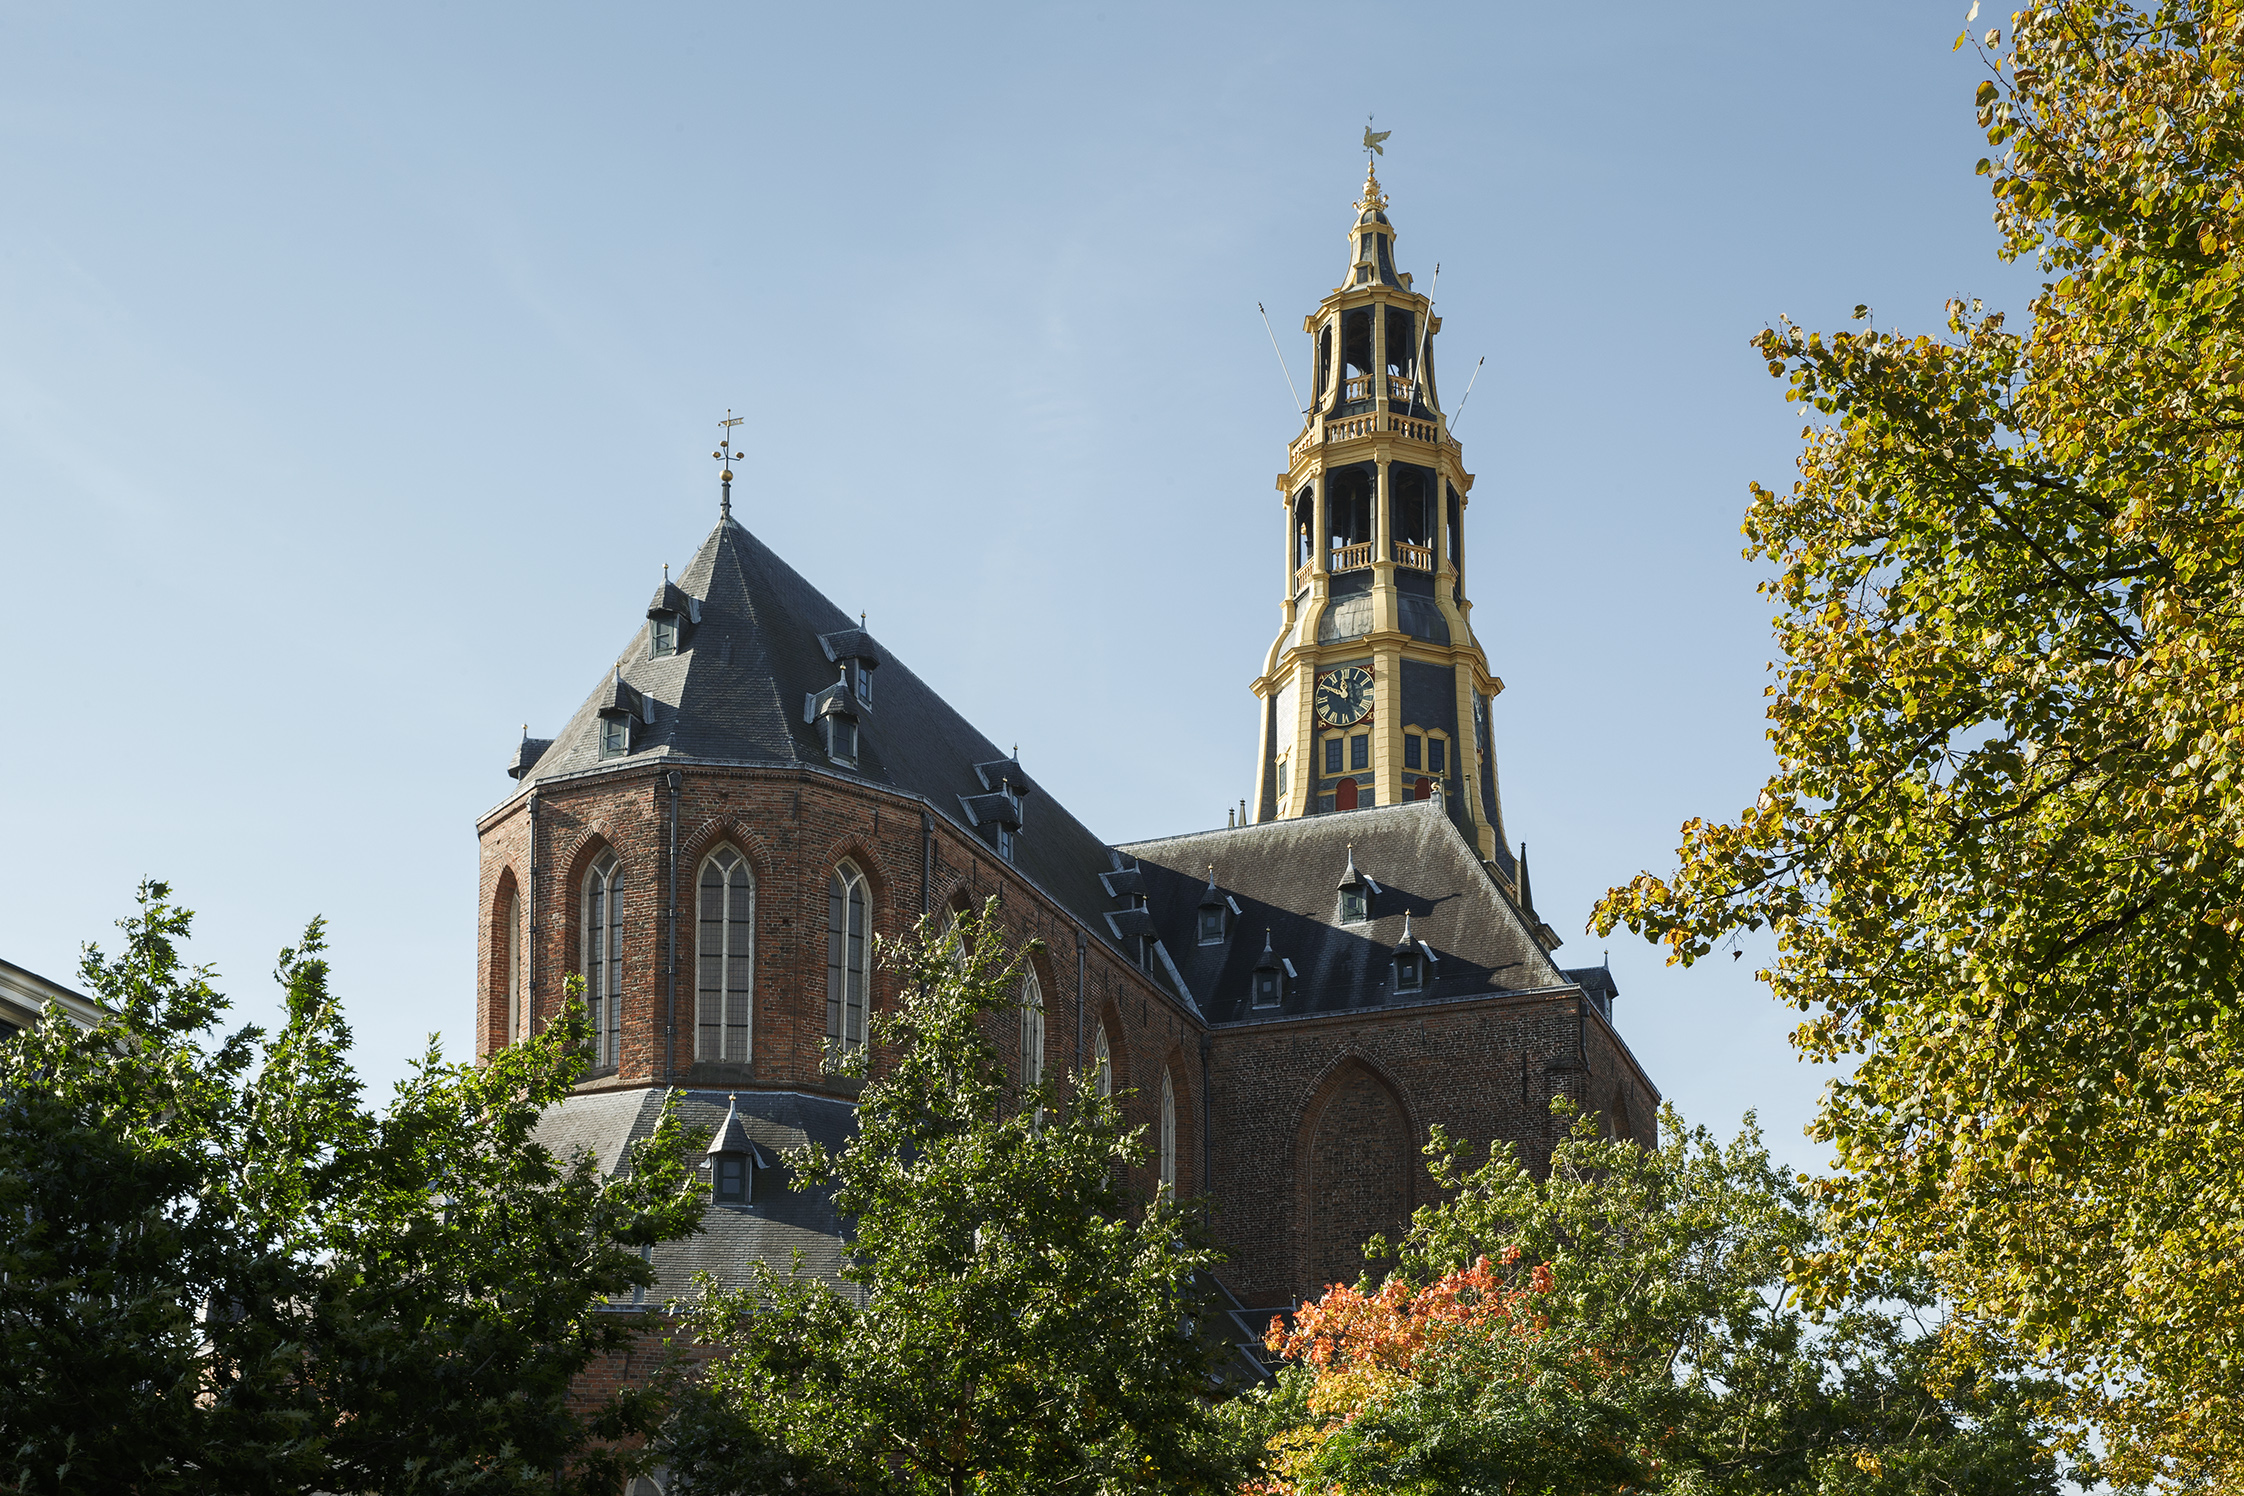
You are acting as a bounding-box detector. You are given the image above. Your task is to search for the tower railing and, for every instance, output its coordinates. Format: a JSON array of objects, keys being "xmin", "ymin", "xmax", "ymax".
[
  {"xmin": 1331, "ymin": 541, "xmax": 1376, "ymax": 573},
  {"xmin": 1293, "ymin": 413, "xmax": 1445, "ymax": 453},
  {"xmin": 1394, "ymin": 541, "xmax": 1434, "ymax": 571}
]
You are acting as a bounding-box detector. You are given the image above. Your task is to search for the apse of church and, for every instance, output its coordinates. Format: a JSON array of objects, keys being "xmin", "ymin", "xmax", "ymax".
[{"xmin": 474, "ymin": 154, "xmax": 1659, "ymax": 1325}]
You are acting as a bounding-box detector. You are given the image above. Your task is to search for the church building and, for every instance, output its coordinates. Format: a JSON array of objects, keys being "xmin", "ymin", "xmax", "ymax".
[{"xmin": 475, "ymin": 160, "xmax": 1658, "ymax": 1330}]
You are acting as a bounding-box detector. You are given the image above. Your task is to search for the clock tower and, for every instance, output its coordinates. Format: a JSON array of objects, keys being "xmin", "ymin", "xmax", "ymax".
[{"xmin": 1250, "ymin": 159, "xmax": 1516, "ymax": 887}]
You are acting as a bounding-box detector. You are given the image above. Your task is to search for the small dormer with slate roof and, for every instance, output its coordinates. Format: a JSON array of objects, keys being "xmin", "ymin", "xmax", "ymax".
[
  {"xmin": 818, "ymin": 627, "xmax": 882, "ymax": 705},
  {"xmin": 704, "ymin": 1092, "xmax": 772, "ymax": 1207},
  {"xmin": 1196, "ymin": 868, "xmax": 1241, "ymax": 946},
  {"xmin": 507, "ymin": 729, "xmax": 553, "ymax": 781},
  {"xmin": 1336, "ymin": 845, "xmax": 1378, "ymax": 925},
  {"xmin": 1391, "ymin": 911, "xmax": 1435, "ymax": 995},
  {"xmin": 596, "ymin": 667, "xmax": 654, "ymax": 759},
  {"xmin": 647, "ymin": 569, "xmax": 701, "ymax": 659},
  {"xmin": 961, "ymin": 756, "xmax": 1034, "ymax": 863},
  {"xmin": 805, "ymin": 668, "xmax": 864, "ymax": 766}
]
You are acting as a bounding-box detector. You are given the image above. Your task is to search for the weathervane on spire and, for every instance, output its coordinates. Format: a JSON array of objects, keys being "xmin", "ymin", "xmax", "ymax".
[
  {"xmin": 713, "ymin": 410, "xmax": 745, "ymax": 520},
  {"xmin": 1356, "ymin": 118, "xmax": 1391, "ymax": 215}
]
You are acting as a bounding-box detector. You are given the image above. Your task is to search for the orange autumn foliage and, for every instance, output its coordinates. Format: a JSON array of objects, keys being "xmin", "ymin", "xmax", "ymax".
[{"xmin": 1248, "ymin": 1252, "xmax": 1557, "ymax": 1493}]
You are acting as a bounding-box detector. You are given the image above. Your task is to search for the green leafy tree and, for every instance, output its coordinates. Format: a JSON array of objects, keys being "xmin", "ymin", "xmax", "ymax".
[
  {"xmin": 0, "ymin": 881, "xmax": 703, "ymax": 1494},
  {"xmin": 669, "ymin": 899, "xmax": 1244, "ymax": 1496},
  {"xmin": 1589, "ymin": 3, "xmax": 2244, "ymax": 1484},
  {"xmin": 1233, "ymin": 1106, "xmax": 2070, "ymax": 1496}
]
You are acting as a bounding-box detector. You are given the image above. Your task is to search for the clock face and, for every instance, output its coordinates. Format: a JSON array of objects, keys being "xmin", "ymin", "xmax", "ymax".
[{"xmin": 1315, "ymin": 666, "xmax": 1375, "ymax": 727}]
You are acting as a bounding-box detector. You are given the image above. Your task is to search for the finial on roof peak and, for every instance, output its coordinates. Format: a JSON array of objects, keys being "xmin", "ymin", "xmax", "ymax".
[
  {"xmin": 1355, "ymin": 159, "xmax": 1389, "ymax": 217},
  {"xmin": 714, "ymin": 409, "xmax": 745, "ymax": 520}
]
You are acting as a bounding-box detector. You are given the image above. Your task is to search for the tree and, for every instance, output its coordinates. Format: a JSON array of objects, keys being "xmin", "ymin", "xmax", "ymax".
[
  {"xmin": 1589, "ymin": 3, "xmax": 2244, "ymax": 1484},
  {"xmin": 1234, "ymin": 1106, "xmax": 2070, "ymax": 1496},
  {"xmin": 667, "ymin": 899, "xmax": 1244, "ymax": 1496},
  {"xmin": 0, "ymin": 881, "xmax": 703, "ymax": 1494}
]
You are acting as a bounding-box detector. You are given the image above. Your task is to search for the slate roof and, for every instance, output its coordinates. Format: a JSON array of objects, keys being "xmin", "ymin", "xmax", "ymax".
[
  {"xmin": 532, "ymin": 1086, "xmax": 862, "ymax": 1307},
  {"xmin": 1116, "ymin": 799, "xmax": 1579, "ymax": 1025},
  {"xmin": 509, "ymin": 515, "xmax": 1144, "ymax": 962}
]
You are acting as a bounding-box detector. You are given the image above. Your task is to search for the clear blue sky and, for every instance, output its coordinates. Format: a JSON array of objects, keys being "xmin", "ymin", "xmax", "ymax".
[{"xmin": 0, "ymin": 2, "xmax": 2027, "ymax": 1171}]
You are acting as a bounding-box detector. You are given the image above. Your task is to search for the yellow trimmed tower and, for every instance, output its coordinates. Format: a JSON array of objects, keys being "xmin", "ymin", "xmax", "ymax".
[{"xmin": 1250, "ymin": 159, "xmax": 1516, "ymax": 887}]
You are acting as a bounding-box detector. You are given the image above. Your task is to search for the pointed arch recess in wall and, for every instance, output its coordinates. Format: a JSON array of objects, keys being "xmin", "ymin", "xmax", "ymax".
[{"xmin": 1290, "ymin": 1054, "xmax": 1418, "ymax": 1302}]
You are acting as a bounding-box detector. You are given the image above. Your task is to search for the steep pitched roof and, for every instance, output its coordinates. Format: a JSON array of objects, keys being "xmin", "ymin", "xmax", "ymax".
[
  {"xmin": 1116, "ymin": 799, "xmax": 1572, "ymax": 1024},
  {"xmin": 513, "ymin": 515, "xmax": 1131, "ymax": 947},
  {"xmin": 533, "ymin": 1086, "xmax": 861, "ymax": 1306}
]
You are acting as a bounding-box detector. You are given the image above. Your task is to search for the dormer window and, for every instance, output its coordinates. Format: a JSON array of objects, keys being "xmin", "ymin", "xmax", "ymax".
[
  {"xmin": 1253, "ymin": 930, "xmax": 1284, "ymax": 1007},
  {"xmin": 600, "ymin": 715, "xmax": 629, "ymax": 758},
  {"xmin": 1197, "ymin": 870, "xmax": 1229, "ymax": 944},
  {"xmin": 1337, "ymin": 846, "xmax": 1377, "ymax": 924},
  {"xmin": 1392, "ymin": 912, "xmax": 1433, "ymax": 995},
  {"xmin": 646, "ymin": 574, "xmax": 698, "ymax": 659},
  {"xmin": 996, "ymin": 825, "xmax": 1014, "ymax": 862},
  {"xmin": 812, "ymin": 682, "xmax": 861, "ymax": 765},
  {"xmin": 705, "ymin": 1093, "xmax": 762, "ymax": 1208},
  {"xmin": 852, "ymin": 661, "xmax": 872, "ymax": 702}
]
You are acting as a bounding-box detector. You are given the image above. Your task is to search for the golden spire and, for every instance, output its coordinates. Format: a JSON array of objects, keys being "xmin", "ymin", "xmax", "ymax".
[{"xmin": 1355, "ymin": 157, "xmax": 1389, "ymax": 217}]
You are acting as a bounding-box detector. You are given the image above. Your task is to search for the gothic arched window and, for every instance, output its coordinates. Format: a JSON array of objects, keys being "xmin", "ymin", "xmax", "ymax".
[
  {"xmin": 1019, "ymin": 969, "xmax": 1044, "ymax": 1092},
  {"xmin": 826, "ymin": 861, "xmax": 869, "ymax": 1057},
  {"xmin": 502, "ymin": 889, "xmax": 524, "ymax": 1043},
  {"xmin": 1158, "ymin": 1068, "xmax": 1177, "ymax": 1196},
  {"xmin": 696, "ymin": 847, "xmax": 755, "ymax": 1062},
  {"xmin": 583, "ymin": 853, "xmax": 622, "ymax": 1070},
  {"xmin": 1093, "ymin": 1023, "xmax": 1112, "ymax": 1100}
]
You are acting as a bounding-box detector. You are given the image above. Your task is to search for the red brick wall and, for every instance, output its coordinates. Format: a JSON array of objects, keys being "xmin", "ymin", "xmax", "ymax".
[
  {"xmin": 474, "ymin": 763, "xmax": 1653, "ymax": 1311},
  {"xmin": 473, "ymin": 764, "xmax": 1203, "ymax": 1196},
  {"xmin": 1205, "ymin": 996, "xmax": 1658, "ymax": 1307}
]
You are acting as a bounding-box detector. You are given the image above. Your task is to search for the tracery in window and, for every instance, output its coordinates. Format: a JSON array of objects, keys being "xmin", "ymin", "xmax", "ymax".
[
  {"xmin": 1019, "ymin": 968, "xmax": 1044, "ymax": 1092},
  {"xmin": 1158, "ymin": 1068, "xmax": 1177, "ymax": 1195},
  {"xmin": 826, "ymin": 861, "xmax": 869, "ymax": 1057},
  {"xmin": 583, "ymin": 853, "xmax": 623, "ymax": 1070},
  {"xmin": 696, "ymin": 847, "xmax": 755, "ymax": 1062},
  {"xmin": 503, "ymin": 889, "xmax": 524, "ymax": 1043},
  {"xmin": 1093, "ymin": 1022, "xmax": 1112, "ymax": 1100}
]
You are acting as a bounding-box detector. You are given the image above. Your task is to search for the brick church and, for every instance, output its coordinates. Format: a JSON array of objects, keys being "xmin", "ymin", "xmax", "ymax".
[{"xmin": 475, "ymin": 159, "xmax": 1658, "ymax": 1332}]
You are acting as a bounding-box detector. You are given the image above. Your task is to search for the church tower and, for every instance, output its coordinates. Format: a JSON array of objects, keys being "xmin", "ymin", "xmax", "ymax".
[{"xmin": 1251, "ymin": 159, "xmax": 1515, "ymax": 888}]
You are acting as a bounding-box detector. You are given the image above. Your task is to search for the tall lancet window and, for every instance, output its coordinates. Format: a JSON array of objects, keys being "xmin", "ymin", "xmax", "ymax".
[
  {"xmin": 696, "ymin": 847, "xmax": 755, "ymax": 1062},
  {"xmin": 583, "ymin": 854, "xmax": 623, "ymax": 1069},
  {"xmin": 826, "ymin": 861, "xmax": 869, "ymax": 1058},
  {"xmin": 503, "ymin": 890, "xmax": 524, "ymax": 1043},
  {"xmin": 1093, "ymin": 1023, "xmax": 1113, "ymax": 1100},
  {"xmin": 1158, "ymin": 1068, "xmax": 1177, "ymax": 1196},
  {"xmin": 1019, "ymin": 969, "xmax": 1044, "ymax": 1092}
]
